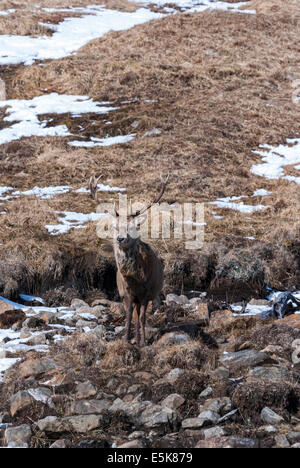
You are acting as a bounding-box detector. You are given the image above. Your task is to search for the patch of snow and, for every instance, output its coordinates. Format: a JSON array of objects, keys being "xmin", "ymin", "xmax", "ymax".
[
  {"xmin": 68, "ymin": 134, "xmax": 136, "ymax": 147},
  {"xmin": 13, "ymin": 185, "xmax": 71, "ymax": 199},
  {"xmin": 76, "ymin": 183, "xmax": 126, "ymax": 193},
  {"xmin": 253, "ymin": 189, "xmax": 272, "ymax": 197},
  {"xmin": 251, "ymin": 139, "xmax": 300, "ymax": 185},
  {"xmin": 0, "ymin": 93, "xmax": 117, "ymax": 145},
  {"xmin": 45, "ymin": 210, "xmax": 108, "ymax": 235},
  {"xmin": 0, "ymin": 7, "xmax": 163, "ymax": 66},
  {"xmin": 0, "ymin": 358, "xmax": 21, "ymax": 382},
  {"xmin": 209, "ymin": 196, "xmax": 267, "ymax": 214},
  {"xmin": 134, "ymin": 0, "xmax": 254, "ymax": 15},
  {"xmin": 0, "ymin": 9, "xmax": 15, "ymax": 16},
  {"xmin": 233, "ymin": 303, "xmax": 272, "ymax": 318},
  {"xmin": 0, "ymin": 187, "xmax": 13, "ymax": 198}
]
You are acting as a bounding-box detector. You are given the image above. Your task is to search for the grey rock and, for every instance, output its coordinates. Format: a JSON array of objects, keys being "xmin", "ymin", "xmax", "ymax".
[
  {"xmin": 157, "ymin": 333, "xmax": 190, "ymax": 347},
  {"xmin": 49, "ymin": 439, "xmax": 72, "ymax": 448},
  {"xmin": 76, "ymin": 319, "xmax": 97, "ymax": 329},
  {"xmin": 5, "ymin": 424, "xmax": 31, "ymax": 446},
  {"xmin": 22, "ymin": 317, "xmax": 45, "ymax": 329},
  {"xmin": 110, "ymin": 398, "xmax": 178, "ymax": 429},
  {"xmin": 128, "ymin": 431, "xmax": 146, "ymax": 440},
  {"xmin": 75, "ymin": 381, "xmax": 97, "ymax": 400},
  {"xmin": 19, "ymin": 358, "xmax": 59, "ymax": 378},
  {"xmin": 291, "ymin": 443, "xmax": 300, "ymax": 448},
  {"xmin": 118, "ymin": 439, "xmax": 146, "ymax": 448},
  {"xmin": 199, "ymin": 387, "xmax": 213, "ymax": 398},
  {"xmin": 166, "ymin": 368, "xmax": 185, "ymax": 383},
  {"xmin": 287, "ymin": 432, "xmax": 300, "ymax": 444},
  {"xmin": 198, "ymin": 410, "xmax": 220, "ymax": 425},
  {"xmin": 199, "ymin": 397, "xmax": 232, "ymax": 415},
  {"xmin": 160, "ymin": 394, "xmax": 185, "ymax": 410},
  {"xmin": 38, "ymin": 415, "xmax": 102, "ymax": 433},
  {"xmin": 211, "ymin": 367, "xmax": 230, "ymax": 381},
  {"xmin": 70, "ymin": 299, "xmax": 89, "ymax": 310},
  {"xmin": 218, "ymin": 409, "xmax": 238, "ymax": 423},
  {"xmin": 261, "ymin": 407, "xmax": 284, "ymax": 425},
  {"xmin": 182, "ymin": 417, "xmax": 206, "ymax": 429},
  {"xmin": 220, "ymin": 350, "xmax": 269, "ymax": 370},
  {"xmin": 275, "ymin": 434, "xmax": 290, "ymax": 448},
  {"xmin": 90, "ymin": 325, "xmax": 106, "ymax": 338},
  {"xmin": 204, "ymin": 426, "xmax": 226, "ymax": 440},
  {"xmin": 68, "ymin": 399, "xmax": 111, "ymax": 415},
  {"xmin": 248, "ymin": 366, "xmax": 291, "ymax": 382}
]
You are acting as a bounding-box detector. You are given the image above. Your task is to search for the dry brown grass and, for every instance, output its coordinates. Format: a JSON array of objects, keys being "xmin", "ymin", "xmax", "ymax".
[{"xmin": 0, "ymin": 1, "xmax": 299, "ymax": 296}]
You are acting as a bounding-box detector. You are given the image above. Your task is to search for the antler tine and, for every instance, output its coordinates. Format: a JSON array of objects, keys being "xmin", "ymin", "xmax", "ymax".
[{"xmin": 129, "ymin": 173, "xmax": 170, "ymax": 219}]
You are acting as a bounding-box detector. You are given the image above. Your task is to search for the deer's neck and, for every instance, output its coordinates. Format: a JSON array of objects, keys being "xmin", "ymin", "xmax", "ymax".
[{"xmin": 114, "ymin": 243, "xmax": 140, "ymax": 278}]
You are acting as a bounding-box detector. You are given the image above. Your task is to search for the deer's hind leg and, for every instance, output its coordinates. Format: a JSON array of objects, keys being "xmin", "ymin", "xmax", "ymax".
[
  {"xmin": 139, "ymin": 302, "xmax": 148, "ymax": 347},
  {"xmin": 124, "ymin": 297, "xmax": 133, "ymax": 343}
]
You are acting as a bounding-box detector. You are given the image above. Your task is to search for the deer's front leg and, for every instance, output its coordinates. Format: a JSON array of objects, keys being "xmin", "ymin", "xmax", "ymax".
[
  {"xmin": 134, "ymin": 304, "xmax": 141, "ymax": 347},
  {"xmin": 139, "ymin": 303, "xmax": 147, "ymax": 347},
  {"xmin": 124, "ymin": 298, "xmax": 133, "ymax": 342}
]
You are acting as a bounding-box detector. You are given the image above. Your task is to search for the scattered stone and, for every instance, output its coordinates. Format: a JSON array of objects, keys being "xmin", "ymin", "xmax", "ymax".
[
  {"xmin": 68, "ymin": 400, "xmax": 111, "ymax": 415},
  {"xmin": 291, "ymin": 443, "xmax": 300, "ymax": 448},
  {"xmin": 118, "ymin": 439, "xmax": 146, "ymax": 448},
  {"xmin": 257, "ymin": 425, "xmax": 278, "ymax": 436},
  {"xmin": 261, "ymin": 407, "xmax": 284, "ymax": 425},
  {"xmin": 196, "ymin": 437, "xmax": 259, "ymax": 449},
  {"xmin": 110, "ymin": 398, "xmax": 178, "ymax": 429},
  {"xmin": 10, "ymin": 388, "xmax": 53, "ymax": 416},
  {"xmin": 199, "ymin": 387, "xmax": 213, "ymax": 398},
  {"xmin": 166, "ymin": 368, "xmax": 185, "ymax": 383},
  {"xmin": 76, "ymin": 319, "xmax": 97, "ymax": 329},
  {"xmin": 220, "ymin": 350, "xmax": 270, "ymax": 370},
  {"xmin": 10, "ymin": 391, "xmax": 34, "ymax": 417},
  {"xmin": 247, "ymin": 366, "xmax": 291, "ymax": 382},
  {"xmin": 161, "ymin": 394, "xmax": 185, "ymax": 410},
  {"xmin": 75, "ymin": 381, "xmax": 97, "ymax": 400},
  {"xmin": 211, "ymin": 367, "xmax": 230, "ymax": 381},
  {"xmin": 38, "ymin": 415, "xmax": 102, "ymax": 433},
  {"xmin": 204, "ymin": 426, "xmax": 226, "ymax": 440},
  {"xmin": 128, "ymin": 431, "xmax": 146, "ymax": 440},
  {"xmin": 23, "ymin": 316, "xmax": 45, "ymax": 329},
  {"xmin": 275, "ymin": 434, "xmax": 290, "ymax": 448},
  {"xmin": 262, "ymin": 345, "xmax": 284, "ymax": 354},
  {"xmin": 287, "ymin": 432, "xmax": 300, "ymax": 444},
  {"xmin": 199, "ymin": 397, "xmax": 232, "ymax": 415},
  {"xmin": 49, "ymin": 439, "xmax": 72, "ymax": 448},
  {"xmin": 5, "ymin": 424, "xmax": 31, "ymax": 447},
  {"xmin": 218, "ymin": 409, "xmax": 238, "ymax": 423},
  {"xmin": 70, "ymin": 299, "xmax": 89, "ymax": 309},
  {"xmin": 19, "ymin": 358, "xmax": 60, "ymax": 378},
  {"xmin": 157, "ymin": 332, "xmax": 190, "ymax": 347}
]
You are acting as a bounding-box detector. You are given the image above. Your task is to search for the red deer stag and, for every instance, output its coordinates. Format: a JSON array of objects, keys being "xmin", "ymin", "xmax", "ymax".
[{"xmin": 89, "ymin": 175, "xmax": 169, "ymax": 347}]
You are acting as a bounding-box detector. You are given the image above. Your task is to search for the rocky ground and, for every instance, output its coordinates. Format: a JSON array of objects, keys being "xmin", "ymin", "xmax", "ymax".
[{"xmin": 1, "ymin": 292, "xmax": 300, "ymax": 448}]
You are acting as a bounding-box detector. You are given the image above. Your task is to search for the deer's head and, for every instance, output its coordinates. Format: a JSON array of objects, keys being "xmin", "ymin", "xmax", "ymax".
[{"xmin": 89, "ymin": 174, "xmax": 169, "ymax": 250}]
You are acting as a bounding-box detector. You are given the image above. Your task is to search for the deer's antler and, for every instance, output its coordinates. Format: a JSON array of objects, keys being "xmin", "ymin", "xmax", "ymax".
[{"xmin": 128, "ymin": 173, "xmax": 170, "ymax": 220}]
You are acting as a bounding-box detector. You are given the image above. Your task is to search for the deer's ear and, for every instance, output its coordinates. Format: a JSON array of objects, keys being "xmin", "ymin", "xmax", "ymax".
[{"xmin": 134, "ymin": 214, "xmax": 147, "ymax": 229}]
